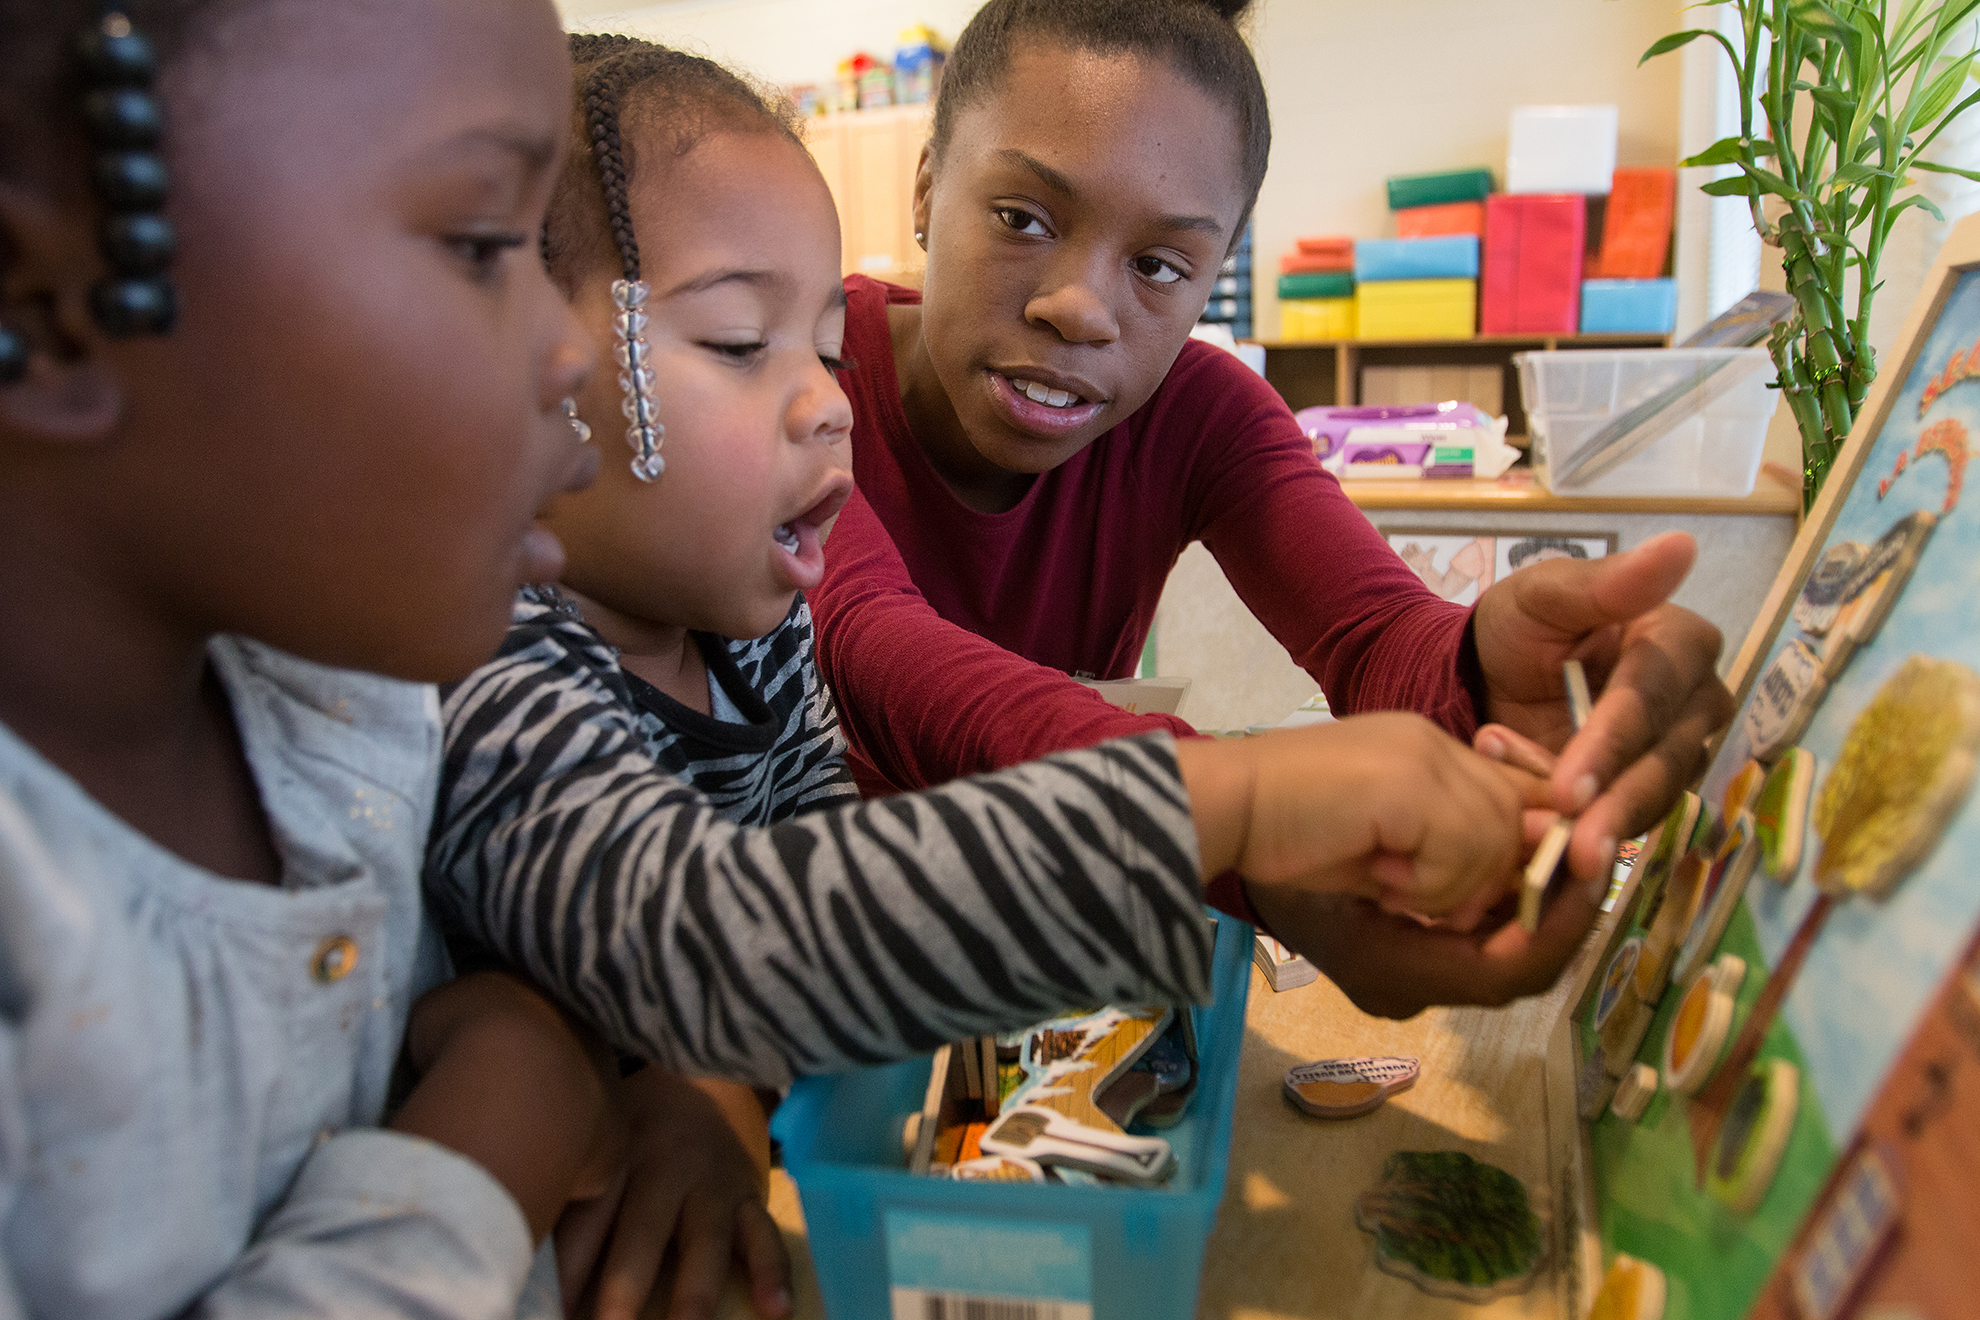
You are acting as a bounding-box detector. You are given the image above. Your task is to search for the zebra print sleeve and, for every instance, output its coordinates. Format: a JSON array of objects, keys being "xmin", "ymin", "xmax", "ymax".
[{"xmin": 425, "ymin": 624, "xmax": 1212, "ymax": 1087}]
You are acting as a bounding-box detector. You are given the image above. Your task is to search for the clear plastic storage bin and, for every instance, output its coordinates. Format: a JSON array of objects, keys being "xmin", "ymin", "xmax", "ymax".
[
  {"xmin": 1515, "ymin": 347, "xmax": 1775, "ymax": 496},
  {"xmin": 770, "ymin": 914, "xmax": 1251, "ymax": 1320}
]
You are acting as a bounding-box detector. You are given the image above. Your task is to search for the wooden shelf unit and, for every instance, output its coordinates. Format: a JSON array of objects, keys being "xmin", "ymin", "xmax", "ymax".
[{"xmin": 1249, "ymin": 332, "xmax": 1671, "ymax": 442}]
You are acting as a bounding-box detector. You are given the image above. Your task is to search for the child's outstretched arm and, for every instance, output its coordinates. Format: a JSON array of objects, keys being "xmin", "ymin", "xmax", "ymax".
[{"xmin": 428, "ymin": 627, "xmax": 1538, "ymax": 1086}]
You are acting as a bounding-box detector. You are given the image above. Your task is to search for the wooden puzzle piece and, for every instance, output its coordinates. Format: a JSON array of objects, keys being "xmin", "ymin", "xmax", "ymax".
[
  {"xmin": 979, "ymin": 1104, "xmax": 1175, "ymax": 1185},
  {"xmin": 1813, "ymin": 654, "xmax": 1980, "ymax": 900},
  {"xmin": 1590, "ymin": 1253, "xmax": 1667, "ymax": 1320},
  {"xmin": 949, "ymin": 1154, "xmax": 1045, "ymax": 1183},
  {"xmin": 1008, "ymin": 1005, "xmax": 1170, "ymax": 1134},
  {"xmin": 1754, "ymin": 746, "xmax": 1815, "ymax": 882},
  {"xmin": 1671, "ymin": 811, "xmax": 1760, "ymax": 991},
  {"xmin": 1610, "ymin": 1063, "xmax": 1659, "ymax": 1123},
  {"xmin": 905, "ymin": 1043, "xmax": 953, "ymax": 1174},
  {"xmin": 1520, "ymin": 660, "xmax": 1593, "ymax": 932},
  {"xmin": 1593, "ymin": 937, "xmax": 1643, "ymax": 1033},
  {"xmin": 1705, "ymin": 1057, "xmax": 1799, "ymax": 1215},
  {"xmin": 1792, "ymin": 540, "xmax": 1865, "ymax": 637},
  {"xmin": 1252, "ymin": 932, "xmax": 1317, "ymax": 991},
  {"xmin": 1819, "ymin": 511, "xmax": 1936, "ymax": 680},
  {"xmin": 1722, "ymin": 759, "xmax": 1765, "ymax": 820},
  {"xmin": 1282, "ymin": 1056, "xmax": 1419, "ymax": 1119},
  {"xmin": 1746, "ymin": 639, "xmax": 1829, "ymax": 763},
  {"xmin": 1098, "ymin": 1024, "xmax": 1193, "ymax": 1129},
  {"xmin": 1663, "ymin": 954, "xmax": 1745, "ymax": 1095},
  {"xmin": 1355, "ymin": 1150, "xmax": 1544, "ymax": 1301},
  {"xmin": 1636, "ymin": 845, "xmax": 1707, "ymax": 1003}
]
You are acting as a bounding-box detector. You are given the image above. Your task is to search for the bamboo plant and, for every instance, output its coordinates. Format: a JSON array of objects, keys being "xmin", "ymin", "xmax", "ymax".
[{"xmin": 1645, "ymin": 0, "xmax": 1980, "ymax": 509}]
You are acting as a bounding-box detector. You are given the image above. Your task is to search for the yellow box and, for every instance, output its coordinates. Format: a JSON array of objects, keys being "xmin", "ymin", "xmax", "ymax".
[
  {"xmin": 1355, "ymin": 279, "xmax": 1476, "ymax": 340},
  {"xmin": 1279, "ymin": 298, "xmax": 1355, "ymax": 341}
]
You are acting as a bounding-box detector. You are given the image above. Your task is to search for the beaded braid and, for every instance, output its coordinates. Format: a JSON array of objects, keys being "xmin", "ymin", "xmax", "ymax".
[{"xmin": 579, "ymin": 52, "xmax": 663, "ymax": 480}]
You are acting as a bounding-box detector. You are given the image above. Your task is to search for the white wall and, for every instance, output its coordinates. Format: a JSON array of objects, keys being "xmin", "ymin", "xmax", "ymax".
[{"xmin": 558, "ymin": 1, "xmax": 1688, "ymax": 343}]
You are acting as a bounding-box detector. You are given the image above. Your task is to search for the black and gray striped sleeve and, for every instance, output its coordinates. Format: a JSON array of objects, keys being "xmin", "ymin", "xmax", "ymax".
[
  {"xmin": 731, "ymin": 597, "xmax": 860, "ymax": 817},
  {"xmin": 425, "ymin": 626, "xmax": 1212, "ymax": 1087}
]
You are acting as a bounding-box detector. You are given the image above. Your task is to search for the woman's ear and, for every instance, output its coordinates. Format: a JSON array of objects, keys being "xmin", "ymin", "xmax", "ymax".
[
  {"xmin": 911, "ymin": 144, "xmax": 934, "ymax": 250},
  {"xmin": 0, "ymin": 181, "xmax": 126, "ymax": 443}
]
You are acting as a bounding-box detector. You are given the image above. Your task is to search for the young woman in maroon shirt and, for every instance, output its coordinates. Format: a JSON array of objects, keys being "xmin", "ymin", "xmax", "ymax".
[{"xmin": 812, "ymin": 0, "xmax": 1734, "ymax": 1015}]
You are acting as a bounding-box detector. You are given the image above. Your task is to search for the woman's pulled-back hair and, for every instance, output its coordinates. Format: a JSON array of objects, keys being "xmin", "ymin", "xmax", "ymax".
[
  {"xmin": 542, "ymin": 35, "xmax": 804, "ymax": 295},
  {"xmin": 929, "ymin": 0, "xmax": 1270, "ymax": 239}
]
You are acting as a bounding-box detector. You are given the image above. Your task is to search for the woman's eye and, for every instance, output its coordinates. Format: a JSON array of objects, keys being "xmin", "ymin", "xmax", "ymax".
[
  {"xmin": 994, "ymin": 207, "xmax": 1050, "ymax": 238},
  {"xmin": 1134, "ymin": 255, "xmax": 1185, "ymax": 286},
  {"xmin": 445, "ymin": 230, "xmax": 529, "ymax": 278},
  {"xmin": 704, "ymin": 340, "xmax": 767, "ymax": 361},
  {"xmin": 819, "ymin": 353, "xmax": 851, "ymax": 373}
]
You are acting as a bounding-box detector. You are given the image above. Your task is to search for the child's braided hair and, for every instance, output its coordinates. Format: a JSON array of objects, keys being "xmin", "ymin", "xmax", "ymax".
[
  {"xmin": 544, "ymin": 35, "xmax": 804, "ymax": 295},
  {"xmin": 930, "ymin": 0, "xmax": 1270, "ymax": 245}
]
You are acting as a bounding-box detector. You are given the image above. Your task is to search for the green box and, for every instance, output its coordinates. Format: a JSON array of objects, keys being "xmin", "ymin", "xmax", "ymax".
[
  {"xmin": 1278, "ymin": 272, "xmax": 1356, "ymax": 300},
  {"xmin": 1385, "ymin": 167, "xmax": 1494, "ymax": 210}
]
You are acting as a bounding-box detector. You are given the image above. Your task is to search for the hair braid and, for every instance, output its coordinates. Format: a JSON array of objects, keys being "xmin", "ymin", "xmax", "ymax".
[{"xmin": 581, "ymin": 57, "xmax": 643, "ymax": 284}]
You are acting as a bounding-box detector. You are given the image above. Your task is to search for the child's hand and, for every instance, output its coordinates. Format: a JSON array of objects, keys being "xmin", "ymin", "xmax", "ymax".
[
  {"xmin": 391, "ymin": 972, "xmax": 626, "ymax": 1242},
  {"xmin": 1176, "ymin": 713, "xmax": 1546, "ymax": 922},
  {"xmin": 554, "ymin": 1070, "xmax": 790, "ymax": 1320}
]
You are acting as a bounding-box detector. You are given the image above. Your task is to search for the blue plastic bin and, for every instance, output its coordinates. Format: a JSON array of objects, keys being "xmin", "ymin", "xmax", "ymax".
[
  {"xmin": 772, "ymin": 914, "xmax": 1252, "ymax": 1320},
  {"xmin": 1354, "ymin": 234, "xmax": 1480, "ymax": 282},
  {"xmin": 1579, "ymin": 278, "xmax": 1676, "ymax": 334}
]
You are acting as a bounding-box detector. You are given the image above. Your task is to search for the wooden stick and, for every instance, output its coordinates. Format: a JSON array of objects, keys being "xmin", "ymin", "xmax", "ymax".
[{"xmin": 1520, "ymin": 660, "xmax": 1592, "ymax": 932}]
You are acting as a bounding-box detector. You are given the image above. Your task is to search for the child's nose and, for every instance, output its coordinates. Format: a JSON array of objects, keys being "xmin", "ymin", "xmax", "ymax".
[
  {"xmin": 791, "ymin": 364, "xmax": 853, "ymax": 445},
  {"xmin": 1024, "ymin": 245, "xmax": 1121, "ymax": 346}
]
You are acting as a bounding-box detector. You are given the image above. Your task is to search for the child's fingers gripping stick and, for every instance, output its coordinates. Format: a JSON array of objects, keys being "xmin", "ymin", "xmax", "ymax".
[{"xmin": 1177, "ymin": 714, "xmax": 1538, "ymax": 921}]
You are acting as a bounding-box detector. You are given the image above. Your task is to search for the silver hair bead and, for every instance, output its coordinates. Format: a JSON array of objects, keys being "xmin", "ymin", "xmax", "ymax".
[
  {"xmin": 561, "ymin": 397, "xmax": 591, "ymax": 443},
  {"xmin": 609, "ymin": 278, "xmax": 663, "ymax": 481}
]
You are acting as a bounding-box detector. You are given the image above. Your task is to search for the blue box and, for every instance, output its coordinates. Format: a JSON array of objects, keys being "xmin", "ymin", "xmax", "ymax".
[
  {"xmin": 771, "ymin": 914, "xmax": 1252, "ymax": 1320},
  {"xmin": 1354, "ymin": 234, "xmax": 1480, "ymax": 282},
  {"xmin": 1579, "ymin": 278, "xmax": 1676, "ymax": 333}
]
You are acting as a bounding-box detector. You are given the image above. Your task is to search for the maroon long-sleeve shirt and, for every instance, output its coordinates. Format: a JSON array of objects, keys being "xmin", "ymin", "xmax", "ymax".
[{"xmin": 814, "ymin": 275, "xmax": 1483, "ymax": 799}]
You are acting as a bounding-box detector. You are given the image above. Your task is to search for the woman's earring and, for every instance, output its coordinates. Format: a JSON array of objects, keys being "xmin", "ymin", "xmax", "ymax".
[
  {"xmin": 75, "ymin": 11, "xmax": 177, "ymax": 337},
  {"xmin": 915, "ymin": 229, "xmax": 926, "ymax": 249},
  {"xmin": 611, "ymin": 278, "xmax": 664, "ymax": 481},
  {"xmin": 561, "ymin": 398, "xmax": 591, "ymax": 443},
  {"xmin": 0, "ymin": 322, "xmax": 27, "ymax": 385}
]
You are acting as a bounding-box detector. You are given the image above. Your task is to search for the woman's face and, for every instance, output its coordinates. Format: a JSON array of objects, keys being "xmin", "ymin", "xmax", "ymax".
[{"xmin": 910, "ymin": 43, "xmax": 1248, "ymax": 483}]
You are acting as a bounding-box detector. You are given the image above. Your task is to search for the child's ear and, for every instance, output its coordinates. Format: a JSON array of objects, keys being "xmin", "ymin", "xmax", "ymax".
[
  {"xmin": 911, "ymin": 144, "xmax": 934, "ymax": 251},
  {"xmin": 0, "ymin": 181, "xmax": 126, "ymax": 443}
]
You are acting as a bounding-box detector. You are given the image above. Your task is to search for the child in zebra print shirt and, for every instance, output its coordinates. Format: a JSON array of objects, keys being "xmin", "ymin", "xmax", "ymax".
[{"xmin": 424, "ymin": 36, "xmax": 1549, "ymax": 1320}]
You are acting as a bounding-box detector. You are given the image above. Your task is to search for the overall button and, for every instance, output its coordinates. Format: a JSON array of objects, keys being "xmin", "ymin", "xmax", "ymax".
[{"xmin": 311, "ymin": 935, "xmax": 359, "ymax": 984}]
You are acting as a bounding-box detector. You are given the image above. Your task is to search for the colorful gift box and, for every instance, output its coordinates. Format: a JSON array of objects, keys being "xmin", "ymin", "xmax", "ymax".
[
  {"xmin": 1580, "ymin": 279, "xmax": 1677, "ymax": 334},
  {"xmin": 1482, "ymin": 193, "xmax": 1585, "ymax": 335},
  {"xmin": 1356, "ymin": 278, "xmax": 1476, "ymax": 340},
  {"xmin": 1279, "ymin": 298, "xmax": 1356, "ymax": 341},
  {"xmin": 1385, "ymin": 167, "xmax": 1494, "ymax": 211},
  {"xmin": 1277, "ymin": 271, "xmax": 1355, "ymax": 301},
  {"xmin": 1588, "ymin": 168, "xmax": 1676, "ymax": 279},
  {"xmin": 1395, "ymin": 200, "xmax": 1486, "ymax": 239},
  {"xmin": 1354, "ymin": 235, "xmax": 1480, "ymax": 283}
]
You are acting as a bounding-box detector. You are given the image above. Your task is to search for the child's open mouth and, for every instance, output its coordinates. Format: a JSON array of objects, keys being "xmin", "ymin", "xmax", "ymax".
[{"xmin": 771, "ymin": 477, "xmax": 854, "ymax": 591}]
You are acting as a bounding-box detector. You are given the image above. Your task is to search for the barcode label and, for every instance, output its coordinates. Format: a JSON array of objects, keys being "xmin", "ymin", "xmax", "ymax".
[{"xmin": 891, "ymin": 1290, "xmax": 1093, "ymax": 1320}]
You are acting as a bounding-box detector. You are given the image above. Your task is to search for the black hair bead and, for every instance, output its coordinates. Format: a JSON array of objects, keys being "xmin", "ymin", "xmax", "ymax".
[
  {"xmin": 100, "ymin": 213, "xmax": 175, "ymax": 274},
  {"xmin": 74, "ymin": 15, "xmax": 157, "ymax": 85},
  {"xmin": 82, "ymin": 87, "xmax": 163, "ymax": 147},
  {"xmin": 92, "ymin": 151, "xmax": 169, "ymax": 211},
  {"xmin": 89, "ymin": 277, "xmax": 176, "ymax": 337},
  {"xmin": 0, "ymin": 323, "xmax": 28, "ymax": 385}
]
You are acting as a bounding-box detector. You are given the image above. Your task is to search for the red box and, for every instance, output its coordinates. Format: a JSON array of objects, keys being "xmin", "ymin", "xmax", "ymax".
[
  {"xmin": 1481, "ymin": 194, "xmax": 1585, "ymax": 335},
  {"xmin": 1588, "ymin": 168, "xmax": 1675, "ymax": 279},
  {"xmin": 1395, "ymin": 201, "xmax": 1485, "ymax": 239},
  {"xmin": 1281, "ymin": 250, "xmax": 1353, "ymax": 275}
]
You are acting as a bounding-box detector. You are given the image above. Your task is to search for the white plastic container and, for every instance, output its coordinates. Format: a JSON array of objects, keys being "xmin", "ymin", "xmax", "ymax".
[
  {"xmin": 1515, "ymin": 348, "xmax": 1775, "ymax": 496},
  {"xmin": 1506, "ymin": 104, "xmax": 1619, "ymax": 194}
]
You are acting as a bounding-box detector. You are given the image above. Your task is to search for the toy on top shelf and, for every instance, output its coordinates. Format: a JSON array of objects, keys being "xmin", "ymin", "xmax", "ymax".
[
  {"xmin": 1506, "ymin": 104, "xmax": 1618, "ymax": 195},
  {"xmin": 1589, "ymin": 168, "xmax": 1676, "ymax": 279},
  {"xmin": 1482, "ymin": 193, "xmax": 1585, "ymax": 335}
]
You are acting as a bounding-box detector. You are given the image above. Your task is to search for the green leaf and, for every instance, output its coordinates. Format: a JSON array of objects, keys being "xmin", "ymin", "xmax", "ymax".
[
  {"xmin": 1739, "ymin": 159, "xmax": 1807, "ymax": 200},
  {"xmin": 1790, "ymin": 0, "xmax": 1862, "ymax": 54},
  {"xmin": 1641, "ymin": 27, "xmax": 1741, "ymax": 67},
  {"xmin": 1682, "ymin": 135, "xmax": 1757, "ymax": 167},
  {"xmin": 1907, "ymin": 54, "xmax": 1977, "ymax": 128},
  {"xmin": 1888, "ymin": 192, "xmax": 1948, "ymax": 225},
  {"xmin": 1829, "ymin": 161, "xmax": 1897, "ymax": 188},
  {"xmin": 1701, "ymin": 175, "xmax": 1761, "ymax": 196},
  {"xmin": 1912, "ymin": 159, "xmax": 1980, "ymax": 183}
]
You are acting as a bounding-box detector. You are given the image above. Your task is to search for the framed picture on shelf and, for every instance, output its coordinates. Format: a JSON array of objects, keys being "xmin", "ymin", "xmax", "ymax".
[
  {"xmin": 1384, "ymin": 528, "xmax": 1615, "ymax": 606},
  {"xmin": 1575, "ymin": 212, "xmax": 1980, "ymax": 1320}
]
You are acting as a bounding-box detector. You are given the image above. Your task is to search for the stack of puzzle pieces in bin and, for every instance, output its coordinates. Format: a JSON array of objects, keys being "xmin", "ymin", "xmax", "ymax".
[{"xmin": 907, "ymin": 1006, "xmax": 1200, "ymax": 1187}]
